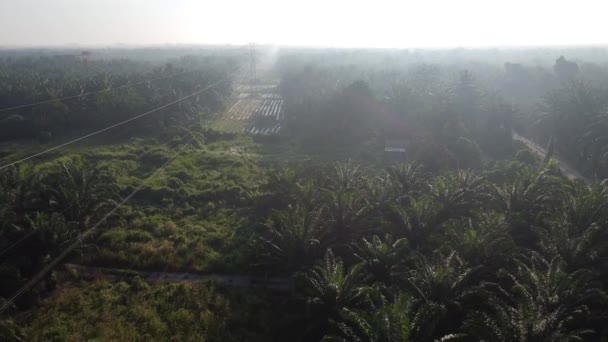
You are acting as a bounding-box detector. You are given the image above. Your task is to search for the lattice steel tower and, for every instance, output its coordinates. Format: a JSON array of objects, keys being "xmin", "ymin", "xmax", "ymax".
[{"xmin": 249, "ymin": 43, "xmax": 257, "ymax": 85}]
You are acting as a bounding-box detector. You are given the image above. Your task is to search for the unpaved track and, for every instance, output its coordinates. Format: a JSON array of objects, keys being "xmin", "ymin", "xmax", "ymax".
[
  {"xmin": 512, "ymin": 131, "xmax": 590, "ymax": 183},
  {"xmin": 65, "ymin": 264, "xmax": 292, "ymax": 292}
]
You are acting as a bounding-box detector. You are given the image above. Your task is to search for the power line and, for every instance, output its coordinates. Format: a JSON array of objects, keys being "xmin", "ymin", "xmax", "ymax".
[
  {"xmin": 114, "ymin": 125, "xmax": 206, "ymax": 284},
  {"xmin": 0, "ymin": 65, "xmax": 241, "ymax": 312},
  {"xmin": 0, "ymin": 68, "xmax": 237, "ymax": 259},
  {"xmin": 0, "ymin": 70, "xmax": 193, "ymax": 113},
  {"xmin": 0, "ymin": 135, "xmax": 195, "ymax": 315},
  {"xmin": 0, "ymin": 230, "xmax": 36, "ymax": 259},
  {"xmin": 0, "ymin": 68, "xmax": 239, "ymax": 171}
]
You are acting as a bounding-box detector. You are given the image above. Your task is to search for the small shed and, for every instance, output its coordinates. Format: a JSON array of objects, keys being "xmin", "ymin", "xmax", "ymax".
[
  {"xmin": 381, "ymin": 106, "xmax": 414, "ymax": 161},
  {"xmin": 384, "ymin": 139, "xmax": 408, "ymax": 153}
]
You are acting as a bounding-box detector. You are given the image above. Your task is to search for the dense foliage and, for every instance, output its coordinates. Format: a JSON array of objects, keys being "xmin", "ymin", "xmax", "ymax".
[
  {"xmin": 247, "ymin": 160, "xmax": 608, "ymax": 341},
  {"xmin": 280, "ymin": 50, "xmax": 608, "ymax": 179},
  {"xmin": 2, "ymin": 47, "xmax": 608, "ymax": 341},
  {"xmin": 0, "ymin": 54, "xmax": 236, "ymax": 142},
  {"xmin": 17, "ymin": 279, "xmax": 273, "ymax": 341}
]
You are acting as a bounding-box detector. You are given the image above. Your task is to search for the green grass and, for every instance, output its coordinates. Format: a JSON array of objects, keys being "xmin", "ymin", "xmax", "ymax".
[
  {"xmin": 36, "ymin": 130, "xmax": 262, "ymax": 273},
  {"xmin": 3, "ymin": 120, "xmax": 386, "ymax": 277},
  {"xmin": 20, "ymin": 279, "xmax": 274, "ymax": 341},
  {"xmin": 210, "ymin": 117, "xmax": 247, "ymax": 133},
  {"xmin": 0, "ymin": 126, "xmax": 271, "ymax": 274}
]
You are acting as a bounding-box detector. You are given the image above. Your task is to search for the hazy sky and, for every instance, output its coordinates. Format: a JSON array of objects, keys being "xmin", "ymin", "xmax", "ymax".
[{"xmin": 1, "ymin": 0, "xmax": 606, "ymax": 48}]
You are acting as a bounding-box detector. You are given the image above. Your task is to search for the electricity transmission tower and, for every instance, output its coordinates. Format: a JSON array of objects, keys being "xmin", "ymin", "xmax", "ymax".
[{"xmin": 249, "ymin": 43, "xmax": 256, "ymax": 85}]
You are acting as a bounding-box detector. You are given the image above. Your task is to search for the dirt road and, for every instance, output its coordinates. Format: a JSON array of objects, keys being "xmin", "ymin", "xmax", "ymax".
[
  {"xmin": 512, "ymin": 131, "xmax": 590, "ymax": 183},
  {"xmin": 65, "ymin": 264, "xmax": 292, "ymax": 292}
]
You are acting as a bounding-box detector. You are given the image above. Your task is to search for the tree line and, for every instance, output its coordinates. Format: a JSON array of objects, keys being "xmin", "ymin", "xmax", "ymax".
[
  {"xmin": 0, "ymin": 55, "xmax": 236, "ymax": 142},
  {"xmin": 279, "ymin": 54, "xmax": 608, "ymax": 180}
]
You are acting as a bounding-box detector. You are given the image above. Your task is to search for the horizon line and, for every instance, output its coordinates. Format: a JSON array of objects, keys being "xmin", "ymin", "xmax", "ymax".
[{"xmin": 2, "ymin": 42, "xmax": 608, "ymax": 51}]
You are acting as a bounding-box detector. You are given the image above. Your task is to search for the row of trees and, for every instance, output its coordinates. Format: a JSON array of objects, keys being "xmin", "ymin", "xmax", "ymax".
[
  {"xmin": 280, "ymin": 63, "xmax": 514, "ymax": 169},
  {"xmin": 249, "ymin": 160, "xmax": 608, "ymax": 341},
  {"xmin": 0, "ymin": 55, "xmax": 236, "ymax": 142},
  {"xmin": 279, "ymin": 54, "xmax": 608, "ymax": 178}
]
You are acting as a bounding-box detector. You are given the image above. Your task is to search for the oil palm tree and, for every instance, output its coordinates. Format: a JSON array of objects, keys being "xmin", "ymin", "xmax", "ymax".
[
  {"xmin": 47, "ymin": 158, "xmax": 117, "ymax": 228},
  {"xmin": 323, "ymin": 293, "xmax": 410, "ymax": 342},
  {"xmin": 580, "ymin": 111, "xmax": 608, "ymax": 175},
  {"xmin": 398, "ymin": 251, "xmax": 480, "ymax": 342},
  {"xmin": 386, "ymin": 162, "xmax": 425, "ymax": 201},
  {"xmin": 325, "ymin": 161, "xmax": 365, "ymax": 193},
  {"xmin": 536, "ymin": 217, "xmax": 606, "ymax": 273},
  {"xmin": 265, "ymin": 166, "xmax": 306, "ymax": 206},
  {"xmin": 466, "ymin": 253, "xmax": 603, "ymax": 341},
  {"xmin": 0, "ymin": 212, "xmax": 76, "ymax": 302},
  {"xmin": 0, "ymin": 171, "xmax": 17, "ymax": 231},
  {"xmin": 491, "ymin": 168, "xmax": 565, "ymax": 247},
  {"xmin": 442, "ymin": 213, "xmax": 514, "ymax": 278},
  {"xmin": 27, "ymin": 212, "xmax": 79, "ymax": 258},
  {"xmin": 492, "ymin": 168, "xmax": 564, "ymax": 220},
  {"xmin": 299, "ymin": 249, "xmax": 370, "ymax": 340},
  {"xmin": 0, "ymin": 164, "xmax": 45, "ymax": 219},
  {"xmin": 324, "ymin": 189, "xmax": 368, "ymax": 245},
  {"xmin": 387, "ymin": 197, "xmax": 439, "ymax": 250},
  {"xmin": 559, "ymin": 181, "xmax": 608, "ymax": 234},
  {"xmin": 540, "ymin": 80, "xmax": 604, "ymax": 168},
  {"xmin": 257, "ymin": 166, "xmax": 321, "ymax": 215},
  {"xmin": 535, "ymin": 181, "xmax": 608, "ymax": 272},
  {"xmin": 320, "ymin": 163, "xmax": 369, "ymax": 243},
  {"xmin": 350, "ymin": 234, "xmax": 408, "ymax": 285},
  {"xmin": 302, "ymin": 249, "xmax": 369, "ymax": 311},
  {"xmin": 256, "ymin": 205, "xmax": 328, "ymax": 274},
  {"xmin": 360, "ymin": 175, "xmax": 392, "ymax": 218},
  {"xmin": 427, "ymin": 170, "xmax": 489, "ymax": 221}
]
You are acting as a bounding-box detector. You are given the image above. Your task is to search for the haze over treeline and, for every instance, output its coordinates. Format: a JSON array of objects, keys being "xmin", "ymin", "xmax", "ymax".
[
  {"xmin": 2, "ymin": 0, "xmax": 608, "ymax": 48},
  {"xmin": 2, "ymin": 1, "xmax": 608, "ymax": 340}
]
